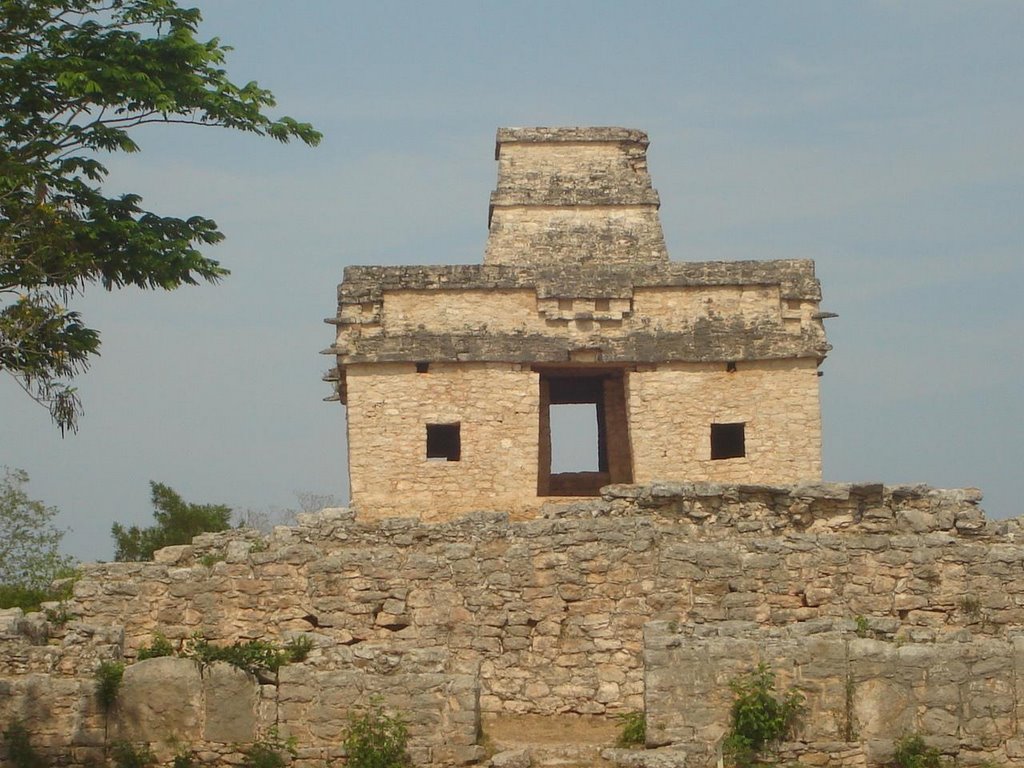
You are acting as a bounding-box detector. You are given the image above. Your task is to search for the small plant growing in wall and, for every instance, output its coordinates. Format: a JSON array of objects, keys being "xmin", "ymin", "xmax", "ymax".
[
  {"xmin": 892, "ymin": 733, "xmax": 943, "ymax": 768},
  {"xmin": 343, "ymin": 700, "xmax": 412, "ymax": 768},
  {"xmin": 95, "ymin": 660, "xmax": 125, "ymax": 712},
  {"xmin": 184, "ymin": 634, "xmax": 289, "ymax": 678},
  {"xmin": 136, "ymin": 633, "xmax": 175, "ymax": 660},
  {"xmin": 615, "ymin": 711, "xmax": 646, "ymax": 748},
  {"xmin": 723, "ymin": 663, "xmax": 804, "ymax": 768},
  {"xmin": 284, "ymin": 634, "xmax": 314, "ymax": 663}
]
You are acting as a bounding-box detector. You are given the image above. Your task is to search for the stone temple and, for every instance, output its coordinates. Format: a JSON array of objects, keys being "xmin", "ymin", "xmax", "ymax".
[
  {"xmin": 4, "ymin": 127, "xmax": 1018, "ymax": 768},
  {"xmin": 325, "ymin": 127, "xmax": 833, "ymax": 520}
]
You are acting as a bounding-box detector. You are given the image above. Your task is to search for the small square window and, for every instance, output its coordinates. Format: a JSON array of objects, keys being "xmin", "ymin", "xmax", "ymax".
[
  {"xmin": 594, "ymin": 298, "xmax": 611, "ymax": 312},
  {"xmin": 426, "ymin": 423, "xmax": 461, "ymax": 461},
  {"xmin": 711, "ymin": 423, "xmax": 745, "ymax": 460},
  {"xmin": 415, "ymin": 362, "xmax": 430, "ymax": 373}
]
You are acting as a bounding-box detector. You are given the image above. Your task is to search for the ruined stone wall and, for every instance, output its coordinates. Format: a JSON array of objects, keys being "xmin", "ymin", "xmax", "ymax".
[
  {"xmin": 644, "ymin": 622, "xmax": 1024, "ymax": 767},
  {"xmin": 0, "ymin": 613, "xmax": 477, "ymax": 767},
  {"xmin": 628, "ymin": 359, "xmax": 823, "ymax": 485},
  {"xmin": 5, "ymin": 483, "xmax": 1023, "ymax": 767},
  {"xmin": 345, "ymin": 361, "xmax": 540, "ymax": 520}
]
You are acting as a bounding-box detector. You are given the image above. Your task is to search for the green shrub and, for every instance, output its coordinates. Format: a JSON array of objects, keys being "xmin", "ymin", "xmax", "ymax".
[
  {"xmin": 615, "ymin": 711, "xmax": 646, "ymax": 747},
  {"xmin": 241, "ymin": 728, "xmax": 297, "ymax": 768},
  {"xmin": 0, "ymin": 584, "xmax": 53, "ymax": 612},
  {"xmin": 184, "ymin": 634, "xmax": 288, "ymax": 676},
  {"xmin": 723, "ymin": 663, "xmax": 804, "ymax": 768},
  {"xmin": 892, "ymin": 734, "xmax": 942, "ymax": 768},
  {"xmin": 137, "ymin": 633, "xmax": 175, "ymax": 660},
  {"xmin": 2, "ymin": 721, "xmax": 46, "ymax": 768},
  {"xmin": 285, "ymin": 634, "xmax": 314, "ymax": 663},
  {"xmin": 96, "ymin": 660, "xmax": 125, "ymax": 712},
  {"xmin": 172, "ymin": 750, "xmax": 198, "ymax": 768},
  {"xmin": 110, "ymin": 741, "xmax": 157, "ymax": 768},
  {"xmin": 343, "ymin": 701, "xmax": 412, "ymax": 768}
]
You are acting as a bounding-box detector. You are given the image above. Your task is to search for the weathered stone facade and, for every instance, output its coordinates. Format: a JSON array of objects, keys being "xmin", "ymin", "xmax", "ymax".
[
  {"xmin": 326, "ymin": 128, "xmax": 831, "ymax": 520},
  {"xmin": 4, "ymin": 483, "xmax": 1024, "ymax": 767}
]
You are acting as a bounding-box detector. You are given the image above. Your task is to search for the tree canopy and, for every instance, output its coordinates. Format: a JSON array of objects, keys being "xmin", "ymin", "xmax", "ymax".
[
  {"xmin": 111, "ymin": 480, "xmax": 231, "ymax": 561},
  {"xmin": 0, "ymin": 467, "xmax": 74, "ymax": 608},
  {"xmin": 0, "ymin": 0, "xmax": 320, "ymax": 432}
]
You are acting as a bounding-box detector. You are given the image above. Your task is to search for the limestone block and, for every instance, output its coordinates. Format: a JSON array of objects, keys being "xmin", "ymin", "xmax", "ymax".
[
  {"xmin": 489, "ymin": 748, "xmax": 531, "ymax": 768},
  {"xmin": 203, "ymin": 661, "xmax": 258, "ymax": 743},
  {"xmin": 112, "ymin": 656, "xmax": 202, "ymax": 743},
  {"xmin": 153, "ymin": 545, "xmax": 192, "ymax": 565}
]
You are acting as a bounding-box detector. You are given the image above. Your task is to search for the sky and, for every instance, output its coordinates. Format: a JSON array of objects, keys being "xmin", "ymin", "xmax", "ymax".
[{"xmin": 1, "ymin": 1, "xmax": 1021, "ymax": 561}]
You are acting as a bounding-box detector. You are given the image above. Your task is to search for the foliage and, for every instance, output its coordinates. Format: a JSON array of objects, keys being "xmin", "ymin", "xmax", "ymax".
[
  {"xmin": 0, "ymin": 467, "xmax": 75, "ymax": 606},
  {"xmin": 241, "ymin": 728, "xmax": 297, "ymax": 768},
  {"xmin": 111, "ymin": 481, "xmax": 231, "ymax": 561},
  {"xmin": 184, "ymin": 634, "xmax": 288, "ymax": 676},
  {"xmin": 892, "ymin": 734, "xmax": 942, "ymax": 768},
  {"xmin": 95, "ymin": 659, "xmax": 124, "ymax": 712},
  {"xmin": 615, "ymin": 711, "xmax": 646, "ymax": 747},
  {"xmin": 136, "ymin": 632, "xmax": 174, "ymax": 660},
  {"xmin": 2, "ymin": 721, "xmax": 46, "ymax": 768},
  {"xmin": 284, "ymin": 634, "xmax": 314, "ymax": 663},
  {"xmin": 723, "ymin": 663, "xmax": 804, "ymax": 768},
  {"xmin": 0, "ymin": 583, "xmax": 51, "ymax": 611},
  {"xmin": 110, "ymin": 741, "xmax": 157, "ymax": 768},
  {"xmin": 171, "ymin": 750, "xmax": 198, "ymax": 768},
  {"xmin": 854, "ymin": 615, "xmax": 871, "ymax": 638},
  {"xmin": 343, "ymin": 700, "xmax": 412, "ymax": 768},
  {"xmin": 0, "ymin": 0, "xmax": 321, "ymax": 432}
]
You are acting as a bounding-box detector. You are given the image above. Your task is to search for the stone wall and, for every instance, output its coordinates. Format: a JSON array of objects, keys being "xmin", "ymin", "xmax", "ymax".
[
  {"xmin": 345, "ymin": 361, "xmax": 540, "ymax": 520},
  {"xmin": 3, "ymin": 482, "xmax": 1023, "ymax": 766},
  {"xmin": 627, "ymin": 359, "xmax": 822, "ymax": 485},
  {"xmin": 345, "ymin": 359, "xmax": 822, "ymax": 519},
  {"xmin": 0, "ymin": 615, "xmax": 477, "ymax": 767},
  {"xmin": 644, "ymin": 622, "xmax": 1024, "ymax": 767}
]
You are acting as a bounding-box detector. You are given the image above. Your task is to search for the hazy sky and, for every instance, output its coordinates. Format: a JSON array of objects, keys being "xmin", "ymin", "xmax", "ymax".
[{"xmin": 2, "ymin": 1, "xmax": 1021, "ymax": 561}]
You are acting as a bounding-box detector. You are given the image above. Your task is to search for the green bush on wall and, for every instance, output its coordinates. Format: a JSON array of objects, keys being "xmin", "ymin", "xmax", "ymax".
[
  {"xmin": 615, "ymin": 711, "xmax": 646, "ymax": 747},
  {"xmin": 892, "ymin": 734, "xmax": 943, "ymax": 768},
  {"xmin": 723, "ymin": 663, "xmax": 804, "ymax": 768},
  {"xmin": 95, "ymin": 660, "xmax": 125, "ymax": 713},
  {"xmin": 343, "ymin": 700, "xmax": 412, "ymax": 768}
]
